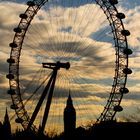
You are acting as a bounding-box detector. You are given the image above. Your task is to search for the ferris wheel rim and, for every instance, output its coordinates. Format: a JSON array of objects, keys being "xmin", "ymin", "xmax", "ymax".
[{"xmin": 7, "ymin": 0, "xmax": 132, "ymax": 131}]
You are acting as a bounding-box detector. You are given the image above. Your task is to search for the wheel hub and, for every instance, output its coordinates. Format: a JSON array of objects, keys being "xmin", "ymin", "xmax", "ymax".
[{"xmin": 42, "ymin": 61, "xmax": 70, "ymax": 70}]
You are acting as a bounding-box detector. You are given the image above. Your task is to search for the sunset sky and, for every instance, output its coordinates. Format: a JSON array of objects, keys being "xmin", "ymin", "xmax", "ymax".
[{"xmin": 0, "ymin": 0, "xmax": 140, "ymax": 133}]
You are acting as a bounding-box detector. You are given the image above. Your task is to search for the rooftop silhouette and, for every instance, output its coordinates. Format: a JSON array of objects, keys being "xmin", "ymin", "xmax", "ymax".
[{"xmin": 0, "ymin": 105, "xmax": 140, "ymax": 140}]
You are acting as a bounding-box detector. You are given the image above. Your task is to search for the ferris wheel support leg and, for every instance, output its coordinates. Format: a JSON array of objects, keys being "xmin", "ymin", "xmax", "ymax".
[
  {"xmin": 40, "ymin": 69, "xmax": 58, "ymax": 134},
  {"xmin": 27, "ymin": 72, "xmax": 54, "ymax": 131}
]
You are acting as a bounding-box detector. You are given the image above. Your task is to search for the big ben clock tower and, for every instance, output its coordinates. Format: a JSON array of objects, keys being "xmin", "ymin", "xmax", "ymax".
[{"xmin": 64, "ymin": 93, "xmax": 76, "ymax": 137}]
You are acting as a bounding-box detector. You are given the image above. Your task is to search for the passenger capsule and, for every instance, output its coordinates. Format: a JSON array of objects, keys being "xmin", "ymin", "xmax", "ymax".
[
  {"xmin": 19, "ymin": 13, "xmax": 28, "ymax": 19},
  {"xmin": 114, "ymin": 105, "xmax": 123, "ymax": 112},
  {"xmin": 119, "ymin": 87, "xmax": 129, "ymax": 94},
  {"xmin": 15, "ymin": 118, "xmax": 23, "ymax": 123},
  {"xmin": 9, "ymin": 42, "xmax": 18, "ymax": 48},
  {"xmin": 7, "ymin": 89, "xmax": 16, "ymax": 95},
  {"xmin": 13, "ymin": 27, "xmax": 22, "ymax": 33},
  {"xmin": 10, "ymin": 104, "xmax": 19, "ymax": 110},
  {"xmin": 7, "ymin": 58, "xmax": 15, "ymax": 63},
  {"xmin": 6, "ymin": 74, "xmax": 14, "ymax": 80},
  {"xmin": 109, "ymin": 0, "xmax": 118, "ymax": 5},
  {"xmin": 116, "ymin": 13, "xmax": 125, "ymax": 19},
  {"xmin": 123, "ymin": 68, "xmax": 132, "ymax": 74},
  {"xmin": 27, "ymin": 1, "xmax": 35, "ymax": 6},
  {"xmin": 123, "ymin": 48, "xmax": 133, "ymax": 55},
  {"xmin": 121, "ymin": 30, "xmax": 130, "ymax": 36}
]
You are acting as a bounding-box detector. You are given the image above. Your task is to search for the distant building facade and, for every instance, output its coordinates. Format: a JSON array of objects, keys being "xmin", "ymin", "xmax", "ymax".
[{"xmin": 64, "ymin": 94, "xmax": 76, "ymax": 137}]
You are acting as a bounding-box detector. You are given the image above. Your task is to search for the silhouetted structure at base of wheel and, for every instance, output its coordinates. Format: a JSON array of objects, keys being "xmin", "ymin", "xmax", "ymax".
[
  {"xmin": 0, "ymin": 108, "xmax": 11, "ymax": 140},
  {"xmin": 1, "ymin": 107, "xmax": 140, "ymax": 140},
  {"xmin": 1, "ymin": 120, "xmax": 140, "ymax": 140},
  {"xmin": 91, "ymin": 121, "xmax": 140, "ymax": 140}
]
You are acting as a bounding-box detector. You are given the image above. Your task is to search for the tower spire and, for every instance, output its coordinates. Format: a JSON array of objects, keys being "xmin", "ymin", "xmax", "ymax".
[
  {"xmin": 3, "ymin": 107, "xmax": 11, "ymax": 139},
  {"xmin": 4, "ymin": 107, "xmax": 9, "ymax": 124},
  {"xmin": 67, "ymin": 90, "xmax": 73, "ymax": 106}
]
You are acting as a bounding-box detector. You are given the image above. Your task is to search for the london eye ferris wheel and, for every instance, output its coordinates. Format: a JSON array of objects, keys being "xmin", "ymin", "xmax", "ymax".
[{"xmin": 7, "ymin": 0, "xmax": 132, "ymax": 134}]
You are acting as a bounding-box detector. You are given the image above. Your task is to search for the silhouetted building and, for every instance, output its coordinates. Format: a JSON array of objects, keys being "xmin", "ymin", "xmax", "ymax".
[
  {"xmin": 2, "ymin": 108, "xmax": 11, "ymax": 139},
  {"xmin": 64, "ymin": 93, "xmax": 76, "ymax": 138}
]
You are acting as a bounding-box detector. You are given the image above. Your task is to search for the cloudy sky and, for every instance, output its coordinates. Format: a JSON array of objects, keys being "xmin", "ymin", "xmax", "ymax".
[{"xmin": 0, "ymin": 0, "xmax": 140, "ymax": 133}]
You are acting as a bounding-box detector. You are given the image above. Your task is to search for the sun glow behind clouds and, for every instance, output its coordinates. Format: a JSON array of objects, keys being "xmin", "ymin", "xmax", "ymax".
[{"xmin": 0, "ymin": 0, "xmax": 140, "ymax": 133}]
